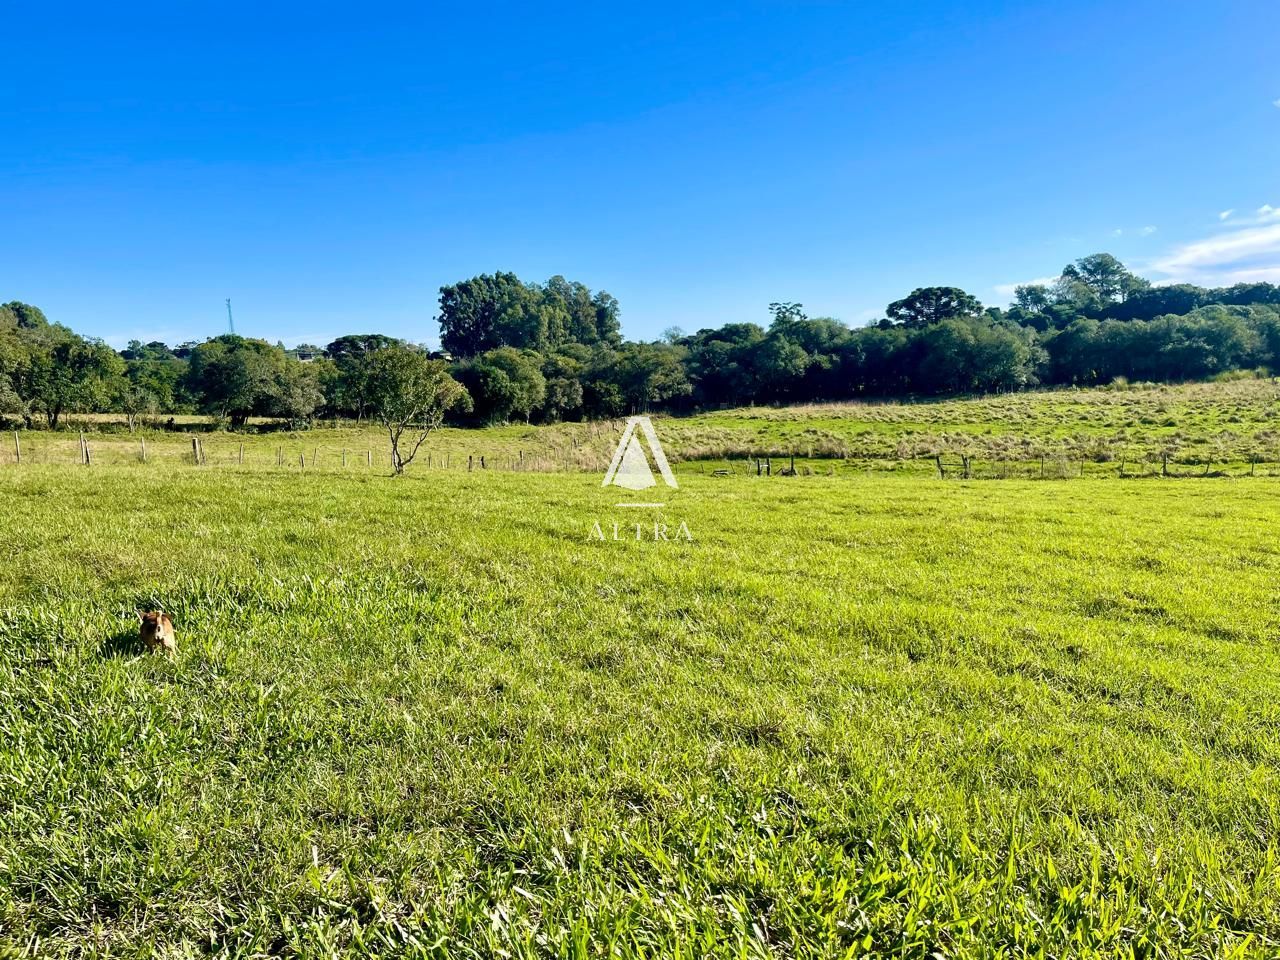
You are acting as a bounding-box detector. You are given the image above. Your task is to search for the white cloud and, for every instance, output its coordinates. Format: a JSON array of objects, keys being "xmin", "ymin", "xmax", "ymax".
[
  {"xmin": 1273, "ymin": 98, "xmax": 1280, "ymax": 108},
  {"xmin": 993, "ymin": 276, "xmax": 1059, "ymax": 300},
  {"xmin": 1219, "ymin": 209, "xmax": 1235, "ymax": 221},
  {"xmin": 1149, "ymin": 220, "xmax": 1280, "ymax": 286},
  {"xmin": 1258, "ymin": 204, "xmax": 1279, "ymax": 220},
  {"xmin": 1111, "ymin": 225, "xmax": 1158, "ymax": 238}
]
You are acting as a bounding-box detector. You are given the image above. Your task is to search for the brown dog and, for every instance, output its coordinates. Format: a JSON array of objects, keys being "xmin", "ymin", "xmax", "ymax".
[{"xmin": 139, "ymin": 611, "xmax": 176, "ymax": 655}]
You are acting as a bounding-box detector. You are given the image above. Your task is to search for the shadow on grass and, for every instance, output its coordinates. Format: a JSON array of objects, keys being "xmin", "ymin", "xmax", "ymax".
[{"xmin": 97, "ymin": 628, "xmax": 144, "ymax": 659}]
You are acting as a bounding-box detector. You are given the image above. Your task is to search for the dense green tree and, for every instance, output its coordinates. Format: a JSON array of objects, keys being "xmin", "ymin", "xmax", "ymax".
[
  {"xmin": 1013, "ymin": 284, "xmax": 1054, "ymax": 315},
  {"xmin": 768, "ymin": 302, "xmax": 807, "ymax": 325},
  {"xmin": 851, "ymin": 324, "xmax": 910, "ymax": 395},
  {"xmin": 543, "ymin": 275, "xmax": 624, "ymax": 348},
  {"xmin": 752, "ymin": 333, "xmax": 810, "ymax": 398},
  {"xmin": 540, "ymin": 349, "xmax": 587, "ymax": 422},
  {"xmin": 1043, "ymin": 318, "xmax": 1103, "ymax": 384},
  {"xmin": 437, "ymin": 273, "xmax": 532, "ymax": 356},
  {"xmin": 473, "ymin": 347, "xmax": 547, "ymax": 423},
  {"xmin": 124, "ymin": 341, "xmax": 189, "ymax": 411},
  {"xmin": 1216, "ymin": 282, "xmax": 1280, "ymax": 306},
  {"xmin": 2, "ymin": 301, "xmax": 49, "ymax": 329},
  {"xmin": 454, "ymin": 348, "xmax": 547, "ymax": 423},
  {"xmin": 15, "ymin": 328, "xmax": 125, "ymax": 428},
  {"xmin": 184, "ymin": 335, "xmax": 320, "ymax": 428},
  {"xmin": 1247, "ymin": 306, "xmax": 1280, "ymax": 368},
  {"xmin": 969, "ymin": 320, "xmax": 1040, "ymax": 392},
  {"xmin": 1061, "ymin": 253, "xmax": 1148, "ymax": 305},
  {"xmin": 1107, "ymin": 284, "xmax": 1205, "ymax": 321},
  {"xmin": 780, "ymin": 317, "xmax": 852, "ymax": 399},
  {"xmin": 684, "ymin": 323, "xmax": 765, "ymax": 407},
  {"xmin": 612, "ymin": 342, "xmax": 691, "ymax": 413},
  {"xmin": 0, "ymin": 316, "xmax": 30, "ymax": 422},
  {"xmin": 324, "ymin": 334, "xmax": 402, "ymax": 420},
  {"xmin": 886, "ymin": 287, "xmax": 983, "ymax": 328},
  {"xmin": 185, "ymin": 337, "xmax": 274, "ymax": 427},
  {"xmin": 438, "ymin": 273, "xmax": 621, "ymax": 357},
  {"xmin": 591, "ymin": 291, "xmax": 622, "ymax": 347},
  {"xmin": 269, "ymin": 360, "xmax": 325, "ymax": 424}
]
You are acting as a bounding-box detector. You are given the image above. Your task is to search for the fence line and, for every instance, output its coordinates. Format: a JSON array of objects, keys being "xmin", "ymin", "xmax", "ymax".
[
  {"xmin": 0, "ymin": 435, "xmax": 616, "ymax": 474},
  {"xmin": 0, "ymin": 433, "xmax": 1277, "ymax": 481}
]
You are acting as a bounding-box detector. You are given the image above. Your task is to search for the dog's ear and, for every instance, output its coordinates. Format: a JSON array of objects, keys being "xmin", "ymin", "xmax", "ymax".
[{"xmin": 136, "ymin": 611, "xmax": 145, "ymax": 623}]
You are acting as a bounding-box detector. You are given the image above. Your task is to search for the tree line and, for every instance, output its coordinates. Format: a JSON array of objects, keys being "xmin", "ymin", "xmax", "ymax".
[{"xmin": 3, "ymin": 255, "xmax": 1280, "ymax": 431}]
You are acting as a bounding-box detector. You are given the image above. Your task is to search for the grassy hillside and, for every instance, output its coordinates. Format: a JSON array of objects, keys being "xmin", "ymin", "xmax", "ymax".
[
  {"xmin": 20, "ymin": 378, "xmax": 1280, "ymax": 478},
  {"xmin": 1, "ymin": 462, "xmax": 1278, "ymax": 956}
]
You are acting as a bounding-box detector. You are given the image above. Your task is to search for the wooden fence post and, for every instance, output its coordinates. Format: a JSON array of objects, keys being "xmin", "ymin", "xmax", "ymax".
[
  {"xmin": 12, "ymin": 431, "xmax": 19, "ymax": 465},
  {"xmin": 140, "ymin": 437, "xmax": 146, "ymax": 463},
  {"xmin": 239, "ymin": 443, "xmax": 244, "ymax": 465},
  {"xmin": 192, "ymin": 436, "xmax": 200, "ymax": 465},
  {"xmin": 468, "ymin": 455, "xmax": 473, "ymax": 472},
  {"xmin": 277, "ymin": 446, "xmax": 283, "ymax": 466},
  {"xmin": 342, "ymin": 449, "xmax": 347, "ymax": 467},
  {"xmin": 299, "ymin": 453, "xmax": 305, "ymax": 469}
]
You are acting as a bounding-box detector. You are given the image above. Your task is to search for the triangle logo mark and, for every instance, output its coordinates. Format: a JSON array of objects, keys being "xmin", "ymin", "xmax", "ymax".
[{"xmin": 602, "ymin": 416, "xmax": 678, "ymax": 491}]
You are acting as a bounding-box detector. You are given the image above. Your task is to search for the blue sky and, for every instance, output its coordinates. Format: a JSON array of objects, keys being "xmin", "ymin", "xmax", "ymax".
[{"xmin": 3, "ymin": 0, "xmax": 1278, "ymax": 348}]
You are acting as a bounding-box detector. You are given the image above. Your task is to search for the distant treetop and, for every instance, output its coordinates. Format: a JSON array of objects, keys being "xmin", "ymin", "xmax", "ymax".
[{"xmin": 436, "ymin": 273, "xmax": 621, "ymax": 357}]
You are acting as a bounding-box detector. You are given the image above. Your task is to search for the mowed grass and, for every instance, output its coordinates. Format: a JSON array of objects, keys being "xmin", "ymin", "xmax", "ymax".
[{"xmin": 1, "ymin": 465, "xmax": 1279, "ymax": 957}]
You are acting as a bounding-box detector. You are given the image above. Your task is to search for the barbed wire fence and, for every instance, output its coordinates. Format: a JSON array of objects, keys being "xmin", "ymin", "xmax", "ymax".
[{"xmin": 6, "ymin": 426, "xmax": 1280, "ymax": 481}]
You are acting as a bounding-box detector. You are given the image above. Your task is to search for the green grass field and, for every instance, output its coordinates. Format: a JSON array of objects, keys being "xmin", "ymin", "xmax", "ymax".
[
  {"xmin": 23, "ymin": 378, "xmax": 1280, "ymax": 478},
  {"xmin": 3, "ymin": 383, "xmax": 1280, "ymax": 957}
]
